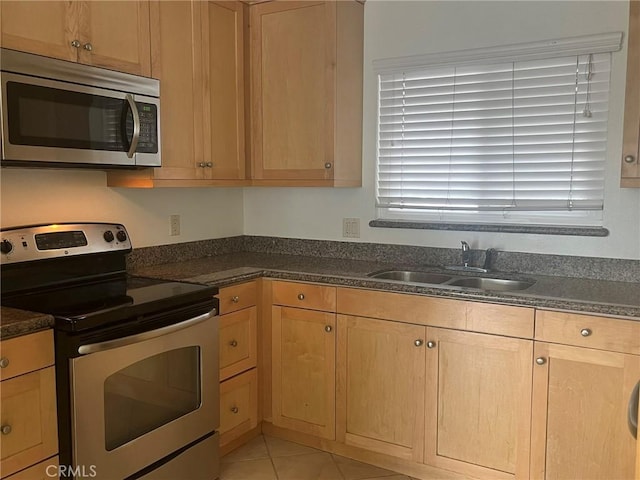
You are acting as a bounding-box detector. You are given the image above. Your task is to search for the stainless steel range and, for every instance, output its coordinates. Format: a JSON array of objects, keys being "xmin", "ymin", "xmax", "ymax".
[{"xmin": 1, "ymin": 223, "xmax": 220, "ymax": 480}]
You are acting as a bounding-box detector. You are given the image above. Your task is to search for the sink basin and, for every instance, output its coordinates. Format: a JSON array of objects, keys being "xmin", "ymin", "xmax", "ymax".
[
  {"xmin": 368, "ymin": 270, "xmax": 452, "ymax": 284},
  {"xmin": 447, "ymin": 277, "xmax": 535, "ymax": 292}
]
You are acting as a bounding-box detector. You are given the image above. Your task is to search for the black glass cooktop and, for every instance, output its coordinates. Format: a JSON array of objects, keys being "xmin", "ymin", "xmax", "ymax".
[{"xmin": 2, "ymin": 275, "xmax": 218, "ymax": 333}]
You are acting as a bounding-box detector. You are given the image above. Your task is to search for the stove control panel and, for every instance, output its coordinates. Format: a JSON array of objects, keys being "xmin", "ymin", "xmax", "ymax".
[{"xmin": 0, "ymin": 223, "xmax": 132, "ymax": 264}]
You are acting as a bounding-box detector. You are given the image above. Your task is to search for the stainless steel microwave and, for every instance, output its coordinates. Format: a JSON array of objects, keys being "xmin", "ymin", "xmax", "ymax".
[{"xmin": 0, "ymin": 48, "xmax": 161, "ymax": 169}]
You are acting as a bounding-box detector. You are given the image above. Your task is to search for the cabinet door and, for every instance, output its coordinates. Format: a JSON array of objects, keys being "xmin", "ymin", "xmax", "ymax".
[
  {"xmin": 622, "ymin": 0, "xmax": 640, "ymax": 187},
  {"xmin": 220, "ymin": 369, "xmax": 258, "ymax": 447},
  {"xmin": 531, "ymin": 342, "xmax": 640, "ymax": 480},
  {"xmin": 272, "ymin": 306, "xmax": 335, "ymax": 439},
  {"xmin": 425, "ymin": 328, "xmax": 533, "ymax": 480},
  {"xmin": 336, "ymin": 315, "xmax": 426, "ymax": 462},
  {"xmin": 201, "ymin": 1, "xmax": 246, "ymax": 180},
  {"xmin": 250, "ymin": 1, "xmax": 335, "ymax": 181},
  {"xmin": 79, "ymin": 1, "xmax": 151, "ymax": 76},
  {"xmin": 0, "ymin": 1, "xmax": 79, "ymax": 62},
  {"xmin": 147, "ymin": 0, "xmax": 204, "ymax": 180}
]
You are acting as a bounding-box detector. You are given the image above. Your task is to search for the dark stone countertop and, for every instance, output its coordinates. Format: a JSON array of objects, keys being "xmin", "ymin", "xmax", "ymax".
[
  {"xmin": 132, "ymin": 251, "xmax": 640, "ymax": 320},
  {"xmin": 0, "ymin": 306, "xmax": 55, "ymax": 340}
]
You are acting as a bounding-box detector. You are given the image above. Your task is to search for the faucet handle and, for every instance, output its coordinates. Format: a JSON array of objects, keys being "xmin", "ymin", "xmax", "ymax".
[
  {"xmin": 461, "ymin": 240, "xmax": 470, "ymax": 251},
  {"xmin": 483, "ymin": 248, "xmax": 496, "ymax": 271}
]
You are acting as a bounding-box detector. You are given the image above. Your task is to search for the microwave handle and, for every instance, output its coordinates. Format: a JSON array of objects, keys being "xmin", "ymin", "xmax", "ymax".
[{"xmin": 125, "ymin": 94, "xmax": 140, "ymax": 158}]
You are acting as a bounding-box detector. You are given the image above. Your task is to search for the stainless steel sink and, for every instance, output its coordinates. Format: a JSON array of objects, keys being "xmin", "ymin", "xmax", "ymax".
[
  {"xmin": 368, "ymin": 270, "xmax": 453, "ymax": 284},
  {"xmin": 447, "ymin": 277, "xmax": 535, "ymax": 291}
]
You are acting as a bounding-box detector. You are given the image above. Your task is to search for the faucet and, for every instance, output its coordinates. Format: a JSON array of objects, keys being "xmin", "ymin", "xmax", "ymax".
[{"xmin": 461, "ymin": 241, "xmax": 471, "ymax": 267}]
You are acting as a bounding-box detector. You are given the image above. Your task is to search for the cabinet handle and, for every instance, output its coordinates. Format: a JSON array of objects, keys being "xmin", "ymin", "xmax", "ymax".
[
  {"xmin": 414, "ymin": 339, "xmax": 423, "ymax": 347},
  {"xmin": 297, "ymin": 293, "xmax": 305, "ymax": 301},
  {"xmin": 580, "ymin": 328, "xmax": 592, "ymax": 337},
  {"xmin": 324, "ymin": 325, "xmax": 332, "ymax": 333},
  {"xmin": 71, "ymin": 40, "xmax": 81, "ymax": 48},
  {"xmin": 125, "ymin": 94, "xmax": 140, "ymax": 158},
  {"xmin": 324, "ymin": 162, "xmax": 332, "ymax": 169},
  {"xmin": 628, "ymin": 381, "xmax": 639, "ymax": 439},
  {"xmin": 1, "ymin": 425, "xmax": 11, "ymax": 435},
  {"xmin": 83, "ymin": 42, "xmax": 93, "ymax": 52},
  {"xmin": 230, "ymin": 406, "xmax": 239, "ymax": 414},
  {"xmin": 0, "ymin": 357, "xmax": 9, "ymax": 368},
  {"xmin": 535, "ymin": 357, "xmax": 547, "ymax": 365},
  {"xmin": 231, "ymin": 296, "xmax": 239, "ymax": 303},
  {"xmin": 229, "ymin": 340, "xmax": 238, "ymax": 347},
  {"xmin": 624, "ymin": 155, "xmax": 636, "ymax": 164},
  {"xmin": 426, "ymin": 341, "xmax": 436, "ymax": 349}
]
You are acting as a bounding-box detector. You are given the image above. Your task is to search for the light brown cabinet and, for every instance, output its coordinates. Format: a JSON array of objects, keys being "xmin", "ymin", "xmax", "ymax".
[
  {"xmin": 0, "ymin": 331, "xmax": 58, "ymax": 478},
  {"xmin": 0, "ymin": 1, "xmax": 151, "ymax": 77},
  {"xmin": 249, "ymin": 1, "xmax": 363, "ymax": 186},
  {"xmin": 336, "ymin": 315, "xmax": 426, "ymax": 462},
  {"xmin": 622, "ymin": 0, "xmax": 640, "ymax": 187},
  {"xmin": 108, "ymin": 0, "xmax": 247, "ymax": 188}
]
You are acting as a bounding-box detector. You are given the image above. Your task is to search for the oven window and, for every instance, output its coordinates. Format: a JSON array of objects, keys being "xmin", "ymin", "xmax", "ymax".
[{"xmin": 103, "ymin": 346, "xmax": 201, "ymax": 451}]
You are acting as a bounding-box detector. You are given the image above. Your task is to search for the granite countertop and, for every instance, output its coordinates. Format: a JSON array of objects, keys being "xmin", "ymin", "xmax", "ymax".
[
  {"xmin": 131, "ymin": 251, "xmax": 640, "ymax": 319},
  {"xmin": 0, "ymin": 306, "xmax": 55, "ymax": 340}
]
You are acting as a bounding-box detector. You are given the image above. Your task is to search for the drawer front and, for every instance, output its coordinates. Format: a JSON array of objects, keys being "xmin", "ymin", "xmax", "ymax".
[
  {"xmin": 272, "ymin": 281, "xmax": 336, "ymax": 312},
  {"xmin": 4, "ymin": 456, "xmax": 59, "ymax": 480},
  {"xmin": 220, "ymin": 307, "xmax": 258, "ymax": 381},
  {"xmin": 337, "ymin": 288, "xmax": 534, "ymax": 338},
  {"xmin": 0, "ymin": 330, "xmax": 54, "ymax": 382},
  {"xmin": 219, "ymin": 281, "xmax": 258, "ymax": 315},
  {"xmin": 0, "ymin": 367, "xmax": 58, "ymax": 478},
  {"xmin": 219, "ymin": 369, "xmax": 258, "ymax": 446},
  {"xmin": 535, "ymin": 310, "xmax": 640, "ymax": 354}
]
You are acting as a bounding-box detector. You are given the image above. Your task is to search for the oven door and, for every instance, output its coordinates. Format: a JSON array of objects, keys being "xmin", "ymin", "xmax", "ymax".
[{"xmin": 70, "ymin": 311, "xmax": 218, "ymax": 480}]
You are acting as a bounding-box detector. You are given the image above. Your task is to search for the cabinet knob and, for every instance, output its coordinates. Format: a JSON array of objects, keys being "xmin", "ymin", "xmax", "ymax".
[
  {"xmin": 205, "ymin": 162, "xmax": 213, "ymax": 168},
  {"xmin": 229, "ymin": 340, "xmax": 238, "ymax": 347},
  {"xmin": 324, "ymin": 162, "xmax": 332, "ymax": 169},
  {"xmin": 536, "ymin": 357, "xmax": 547, "ymax": 365},
  {"xmin": 71, "ymin": 40, "xmax": 81, "ymax": 48},
  {"xmin": 0, "ymin": 357, "xmax": 9, "ymax": 369},
  {"xmin": 230, "ymin": 406, "xmax": 239, "ymax": 414},
  {"xmin": 1, "ymin": 425, "xmax": 11, "ymax": 435},
  {"xmin": 325, "ymin": 325, "xmax": 332, "ymax": 333},
  {"xmin": 414, "ymin": 339, "xmax": 423, "ymax": 347},
  {"xmin": 198, "ymin": 162, "xmax": 206, "ymax": 168},
  {"xmin": 624, "ymin": 155, "xmax": 636, "ymax": 164},
  {"xmin": 426, "ymin": 341, "xmax": 436, "ymax": 349},
  {"xmin": 297, "ymin": 293, "xmax": 305, "ymax": 301},
  {"xmin": 580, "ymin": 328, "xmax": 592, "ymax": 337},
  {"xmin": 231, "ymin": 295, "xmax": 239, "ymax": 303},
  {"xmin": 83, "ymin": 42, "xmax": 93, "ymax": 52}
]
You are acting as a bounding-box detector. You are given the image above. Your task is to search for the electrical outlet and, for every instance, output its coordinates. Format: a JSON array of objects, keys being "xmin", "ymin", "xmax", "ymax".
[
  {"xmin": 342, "ymin": 218, "xmax": 360, "ymax": 238},
  {"xmin": 169, "ymin": 215, "xmax": 180, "ymax": 236}
]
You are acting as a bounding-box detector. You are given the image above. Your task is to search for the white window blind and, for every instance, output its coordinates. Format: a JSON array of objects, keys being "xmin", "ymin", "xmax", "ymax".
[{"xmin": 375, "ymin": 35, "xmax": 620, "ymax": 224}]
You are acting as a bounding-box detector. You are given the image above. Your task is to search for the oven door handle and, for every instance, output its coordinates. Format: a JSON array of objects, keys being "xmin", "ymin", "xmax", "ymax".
[{"xmin": 77, "ymin": 308, "xmax": 217, "ymax": 355}]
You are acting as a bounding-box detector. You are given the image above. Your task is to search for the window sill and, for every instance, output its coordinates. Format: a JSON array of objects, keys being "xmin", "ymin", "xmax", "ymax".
[{"xmin": 368, "ymin": 220, "xmax": 610, "ymax": 237}]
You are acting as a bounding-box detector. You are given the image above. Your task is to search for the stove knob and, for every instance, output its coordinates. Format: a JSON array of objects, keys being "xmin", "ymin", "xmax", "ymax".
[
  {"xmin": 116, "ymin": 231, "xmax": 127, "ymax": 242},
  {"xmin": 0, "ymin": 240, "xmax": 13, "ymax": 254},
  {"xmin": 103, "ymin": 231, "xmax": 115, "ymax": 243}
]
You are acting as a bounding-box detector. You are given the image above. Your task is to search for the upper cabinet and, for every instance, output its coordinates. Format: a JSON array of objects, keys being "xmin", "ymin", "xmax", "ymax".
[
  {"xmin": 0, "ymin": 1, "xmax": 151, "ymax": 77},
  {"xmin": 249, "ymin": 1, "xmax": 363, "ymax": 186},
  {"xmin": 107, "ymin": 0, "xmax": 247, "ymax": 187},
  {"xmin": 622, "ymin": 0, "xmax": 640, "ymax": 187}
]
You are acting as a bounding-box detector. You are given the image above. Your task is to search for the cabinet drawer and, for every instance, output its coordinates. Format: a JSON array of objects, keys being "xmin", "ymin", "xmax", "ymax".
[
  {"xmin": 219, "ymin": 369, "xmax": 258, "ymax": 446},
  {"xmin": 218, "ymin": 281, "xmax": 258, "ymax": 315},
  {"xmin": 220, "ymin": 307, "xmax": 258, "ymax": 381},
  {"xmin": 0, "ymin": 330, "xmax": 54, "ymax": 382},
  {"xmin": 337, "ymin": 288, "xmax": 534, "ymax": 338},
  {"xmin": 535, "ymin": 310, "xmax": 640, "ymax": 354},
  {"xmin": 0, "ymin": 367, "xmax": 58, "ymax": 478},
  {"xmin": 272, "ymin": 281, "xmax": 336, "ymax": 312},
  {"xmin": 3, "ymin": 456, "xmax": 59, "ymax": 480}
]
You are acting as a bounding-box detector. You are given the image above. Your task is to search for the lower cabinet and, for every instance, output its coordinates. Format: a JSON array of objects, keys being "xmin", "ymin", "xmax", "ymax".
[
  {"xmin": 219, "ymin": 369, "xmax": 258, "ymax": 445},
  {"xmin": 271, "ymin": 305, "xmax": 336, "ymax": 440},
  {"xmin": 336, "ymin": 315, "xmax": 426, "ymax": 462},
  {"xmin": 530, "ymin": 342, "xmax": 640, "ymax": 480},
  {"xmin": 424, "ymin": 328, "xmax": 533, "ymax": 480}
]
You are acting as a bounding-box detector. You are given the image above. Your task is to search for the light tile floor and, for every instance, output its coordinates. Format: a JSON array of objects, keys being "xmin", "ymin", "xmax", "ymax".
[{"xmin": 221, "ymin": 435, "xmax": 420, "ymax": 480}]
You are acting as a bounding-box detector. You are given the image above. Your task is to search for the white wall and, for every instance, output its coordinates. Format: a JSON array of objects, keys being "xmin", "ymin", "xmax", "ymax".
[
  {"xmin": 0, "ymin": 169, "xmax": 244, "ymax": 248},
  {"xmin": 244, "ymin": 0, "xmax": 640, "ymax": 260}
]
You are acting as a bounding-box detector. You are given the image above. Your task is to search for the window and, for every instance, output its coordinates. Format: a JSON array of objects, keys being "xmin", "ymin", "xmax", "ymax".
[{"xmin": 375, "ymin": 33, "xmax": 622, "ymax": 226}]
